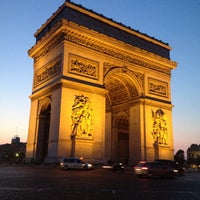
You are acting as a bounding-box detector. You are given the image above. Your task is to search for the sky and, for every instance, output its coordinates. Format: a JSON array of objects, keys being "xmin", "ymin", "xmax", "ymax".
[{"xmin": 0, "ymin": 0, "xmax": 199, "ymax": 154}]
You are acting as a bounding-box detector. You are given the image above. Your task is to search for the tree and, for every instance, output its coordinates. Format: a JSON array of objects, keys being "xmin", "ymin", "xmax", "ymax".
[{"xmin": 174, "ymin": 149, "xmax": 185, "ymax": 166}]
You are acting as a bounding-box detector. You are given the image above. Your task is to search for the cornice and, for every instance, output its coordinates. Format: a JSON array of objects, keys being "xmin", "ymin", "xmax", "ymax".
[
  {"xmin": 138, "ymin": 97, "xmax": 173, "ymax": 110},
  {"xmin": 28, "ymin": 20, "xmax": 64, "ymax": 58},
  {"xmin": 30, "ymin": 80, "xmax": 62, "ymax": 100},
  {"xmin": 35, "ymin": 1, "xmax": 170, "ymax": 51},
  {"xmin": 29, "ymin": 19, "xmax": 177, "ymax": 74},
  {"xmin": 65, "ymin": 1, "xmax": 170, "ymax": 50},
  {"xmin": 61, "ymin": 78, "xmax": 107, "ymax": 96}
]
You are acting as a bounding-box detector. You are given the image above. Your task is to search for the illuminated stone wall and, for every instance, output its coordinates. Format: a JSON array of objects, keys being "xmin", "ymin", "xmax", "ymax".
[{"xmin": 26, "ymin": 1, "xmax": 177, "ymax": 164}]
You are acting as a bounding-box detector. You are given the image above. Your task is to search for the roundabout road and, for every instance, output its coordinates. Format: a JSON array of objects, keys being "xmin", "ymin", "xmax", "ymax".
[{"xmin": 0, "ymin": 165, "xmax": 199, "ymax": 200}]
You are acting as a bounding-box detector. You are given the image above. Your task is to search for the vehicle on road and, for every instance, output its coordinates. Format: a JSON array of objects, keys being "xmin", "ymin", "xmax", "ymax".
[
  {"xmin": 112, "ymin": 162, "xmax": 124, "ymax": 172},
  {"xmin": 155, "ymin": 159, "xmax": 185, "ymax": 175},
  {"xmin": 134, "ymin": 161, "xmax": 179, "ymax": 178},
  {"xmin": 60, "ymin": 157, "xmax": 93, "ymax": 170}
]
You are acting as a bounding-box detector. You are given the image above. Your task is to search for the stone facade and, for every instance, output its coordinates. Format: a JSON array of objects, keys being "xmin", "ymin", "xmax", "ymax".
[
  {"xmin": 26, "ymin": 1, "xmax": 177, "ymax": 164},
  {"xmin": 187, "ymin": 144, "xmax": 200, "ymax": 167}
]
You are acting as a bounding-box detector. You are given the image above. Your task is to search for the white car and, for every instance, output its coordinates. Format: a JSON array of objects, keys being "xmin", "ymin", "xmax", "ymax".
[{"xmin": 60, "ymin": 157, "xmax": 93, "ymax": 170}]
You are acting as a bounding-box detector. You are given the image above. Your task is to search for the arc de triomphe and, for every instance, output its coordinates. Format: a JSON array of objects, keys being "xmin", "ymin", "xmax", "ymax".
[{"xmin": 26, "ymin": 1, "xmax": 177, "ymax": 164}]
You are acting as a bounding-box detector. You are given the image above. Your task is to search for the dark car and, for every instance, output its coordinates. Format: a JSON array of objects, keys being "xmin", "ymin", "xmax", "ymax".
[
  {"xmin": 134, "ymin": 161, "xmax": 179, "ymax": 178},
  {"xmin": 112, "ymin": 162, "xmax": 124, "ymax": 171},
  {"xmin": 155, "ymin": 159, "xmax": 185, "ymax": 175}
]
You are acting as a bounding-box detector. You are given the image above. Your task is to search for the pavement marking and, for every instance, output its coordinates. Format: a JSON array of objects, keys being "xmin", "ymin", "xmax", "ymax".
[
  {"xmin": 101, "ymin": 189, "xmax": 200, "ymax": 197},
  {"xmin": 0, "ymin": 187, "xmax": 52, "ymax": 192}
]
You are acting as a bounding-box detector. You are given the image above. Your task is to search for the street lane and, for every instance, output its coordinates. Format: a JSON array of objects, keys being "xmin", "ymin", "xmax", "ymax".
[{"xmin": 0, "ymin": 166, "xmax": 199, "ymax": 200}]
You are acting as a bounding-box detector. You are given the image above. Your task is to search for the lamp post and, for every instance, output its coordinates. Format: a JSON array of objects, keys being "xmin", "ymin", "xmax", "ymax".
[{"xmin": 15, "ymin": 152, "xmax": 19, "ymax": 163}]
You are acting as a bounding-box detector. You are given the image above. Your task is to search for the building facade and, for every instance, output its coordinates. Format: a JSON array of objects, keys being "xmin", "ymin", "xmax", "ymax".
[
  {"xmin": 187, "ymin": 144, "xmax": 200, "ymax": 167},
  {"xmin": 0, "ymin": 136, "xmax": 26, "ymax": 164},
  {"xmin": 26, "ymin": 1, "xmax": 177, "ymax": 164}
]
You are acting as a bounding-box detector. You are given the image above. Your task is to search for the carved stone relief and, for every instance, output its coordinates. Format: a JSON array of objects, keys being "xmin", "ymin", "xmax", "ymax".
[
  {"xmin": 71, "ymin": 95, "xmax": 93, "ymax": 139},
  {"xmin": 151, "ymin": 109, "xmax": 168, "ymax": 145}
]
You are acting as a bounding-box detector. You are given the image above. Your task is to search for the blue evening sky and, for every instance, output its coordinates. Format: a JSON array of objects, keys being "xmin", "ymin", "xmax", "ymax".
[{"xmin": 0, "ymin": 0, "xmax": 199, "ymax": 154}]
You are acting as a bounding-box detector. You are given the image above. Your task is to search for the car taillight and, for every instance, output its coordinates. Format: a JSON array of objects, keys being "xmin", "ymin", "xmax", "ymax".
[
  {"xmin": 141, "ymin": 167, "xmax": 148, "ymax": 170},
  {"xmin": 173, "ymin": 169, "xmax": 178, "ymax": 173}
]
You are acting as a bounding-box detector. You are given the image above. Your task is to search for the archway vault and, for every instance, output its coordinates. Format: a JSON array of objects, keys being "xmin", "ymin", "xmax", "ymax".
[
  {"xmin": 38, "ymin": 97, "xmax": 51, "ymax": 115},
  {"xmin": 104, "ymin": 67, "xmax": 142, "ymax": 106}
]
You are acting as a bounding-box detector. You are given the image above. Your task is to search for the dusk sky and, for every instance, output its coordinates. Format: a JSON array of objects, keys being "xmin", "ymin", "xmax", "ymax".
[{"xmin": 0, "ymin": 0, "xmax": 199, "ymax": 154}]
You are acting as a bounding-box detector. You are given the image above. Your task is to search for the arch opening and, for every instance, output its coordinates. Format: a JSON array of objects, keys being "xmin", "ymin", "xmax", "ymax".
[
  {"xmin": 104, "ymin": 68, "xmax": 141, "ymax": 163},
  {"xmin": 115, "ymin": 112, "xmax": 129, "ymax": 163},
  {"xmin": 35, "ymin": 104, "xmax": 51, "ymax": 163}
]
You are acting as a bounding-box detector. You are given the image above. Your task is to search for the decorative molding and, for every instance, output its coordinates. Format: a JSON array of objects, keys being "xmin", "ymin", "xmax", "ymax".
[
  {"xmin": 34, "ymin": 56, "xmax": 61, "ymax": 88},
  {"xmin": 69, "ymin": 53, "xmax": 99, "ymax": 80},
  {"xmin": 32, "ymin": 28, "xmax": 172, "ymax": 75},
  {"xmin": 131, "ymin": 70, "xmax": 144, "ymax": 89},
  {"xmin": 31, "ymin": 31, "xmax": 65, "ymax": 63},
  {"xmin": 148, "ymin": 77, "xmax": 168, "ymax": 97},
  {"xmin": 65, "ymin": 30, "xmax": 172, "ymax": 75},
  {"xmin": 103, "ymin": 62, "xmax": 113, "ymax": 76},
  {"xmin": 133, "ymin": 71, "xmax": 144, "ymax": 83}
]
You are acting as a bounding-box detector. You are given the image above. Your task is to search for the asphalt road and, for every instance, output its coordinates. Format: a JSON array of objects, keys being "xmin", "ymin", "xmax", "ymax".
[{"xmin": 0, "ymin": 165, "xmax": 200, "ymax": 200}]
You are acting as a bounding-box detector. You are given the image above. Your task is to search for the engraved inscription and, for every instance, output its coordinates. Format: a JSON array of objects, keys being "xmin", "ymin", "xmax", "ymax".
[
  {"xmin": 148, "ymin": 78, "xmax": 168, "ymax": 97},
  {"xmin": 34, "ymin": 58, "xmax": 61, "ymax": 87},
  {"xmin": 69, "ymin": 54, "xmax": 99, "ymax": 79}
]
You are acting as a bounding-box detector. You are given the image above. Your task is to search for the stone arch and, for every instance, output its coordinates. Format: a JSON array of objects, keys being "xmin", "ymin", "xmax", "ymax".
[
  {"xmin": 37, "ymin": 97, "xmax": 51, "ymax": 115},
  {"xmin": 104, "ymin": 67, "xmax": 143, "ymax": 107},
  {"xmin": 104, "ymin": 67, "xmax": 142, "ymax": 163},
  {"xmin": 26, "ymin": 1, "xmax": 176, "ymax": 164},
  {"xmin": 113, "ymin": 111, "xmax": 129, "ymax": 129},
  {"xmin": 113, "ymin": 111, "xmax": 129, "ymax": 162},
  {"xmin": 35, "ymin": 97, "xmax": 51, "ymax": 163}
]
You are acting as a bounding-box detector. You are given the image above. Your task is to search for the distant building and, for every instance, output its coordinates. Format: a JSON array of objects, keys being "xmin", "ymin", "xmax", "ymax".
[
  {"xmin": 11, "ymin": 135, "xmax": 20, "ymax": 144},
  {"xmin": 187, "ymin": 144, "xmax": 200, "ymax": 168},
  {"xmin": 0, "ymin": 136, "xmax": 26, "ymax": 164}
]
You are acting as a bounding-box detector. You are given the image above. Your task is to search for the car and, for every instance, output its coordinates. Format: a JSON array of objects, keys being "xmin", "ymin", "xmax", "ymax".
[
  {"xmin": 134, "ymin": 161, "xmax": 179, "ymax": 178},
  {"xmin": 154, "ymin": 159, "xmax": 185, "ymax": 175},
  {"xmin": 60, "ymin": 157, "xmax": 93, "ymax": 170},
  {"xmin": 112, "ymin": 162, "xmax": 124, "ymax": 172}
]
